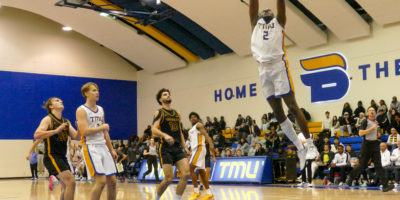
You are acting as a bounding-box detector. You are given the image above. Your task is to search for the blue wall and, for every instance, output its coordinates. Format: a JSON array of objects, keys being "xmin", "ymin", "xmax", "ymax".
[{"xmin": 0, "ymin": 70, "xmax": 137, "ymax": 140}]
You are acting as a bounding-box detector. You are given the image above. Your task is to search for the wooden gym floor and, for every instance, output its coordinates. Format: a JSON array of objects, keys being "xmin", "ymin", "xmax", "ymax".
[{"xmin": 0, "ymin": 179, "xmax": 399, "ymax": 200}]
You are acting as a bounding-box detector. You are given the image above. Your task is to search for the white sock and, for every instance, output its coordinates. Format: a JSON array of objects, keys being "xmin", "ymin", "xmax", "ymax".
[
  {"xmin": 280, "ymin": 118, "xmax": 304, "ymax": 150},
  {"xmin": 155, "ymin": 194, "xmax": 161, "ymax": 200},
  {"xmin": 175, "ymin": 195, "xmax": 182, "ymax": 200},
  {"xmin": 194, "ymin": 187, "xmax": 199, "ymax": 194}
]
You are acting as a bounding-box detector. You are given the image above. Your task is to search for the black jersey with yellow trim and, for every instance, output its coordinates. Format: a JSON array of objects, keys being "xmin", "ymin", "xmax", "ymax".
[
  {"xmin": 158, "ymin": 108, "xmax": 182, "ymax": 146},
  {"xmin": 44, "ymin": 113, "xmax": 70, "ymax": 156}
]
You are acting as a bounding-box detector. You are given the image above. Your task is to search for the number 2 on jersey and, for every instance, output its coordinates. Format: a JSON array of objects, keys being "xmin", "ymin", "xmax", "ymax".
[{"xmin": 263, "ymin": 31, "xmax": 269, "ymax": 40}]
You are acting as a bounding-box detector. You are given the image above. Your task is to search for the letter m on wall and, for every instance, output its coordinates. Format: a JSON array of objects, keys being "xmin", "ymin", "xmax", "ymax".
[{"xmin": 300, "ymin": 53, "xmax": 350, "ymax": 103}]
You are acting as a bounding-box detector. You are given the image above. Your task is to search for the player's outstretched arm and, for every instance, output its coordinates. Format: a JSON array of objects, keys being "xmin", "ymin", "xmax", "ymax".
[
  {"xmin": 276, "ymin": 0, "xmax": 286, "ymax": 27},
  {"xmin": 249, "ymin": 0, "xmax": 259, "ymax": 30}
]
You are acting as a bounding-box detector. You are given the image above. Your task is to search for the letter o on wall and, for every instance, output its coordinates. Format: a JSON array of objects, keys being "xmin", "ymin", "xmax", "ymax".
[{"xmin": 225, "ymin": 88, "xmax": 233, "ymax": 100}]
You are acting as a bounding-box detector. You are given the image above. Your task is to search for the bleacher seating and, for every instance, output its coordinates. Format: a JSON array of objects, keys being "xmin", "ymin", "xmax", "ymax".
[{"xmin": 308, "ymin": 122, "xmax": 322, "ymax": 138}]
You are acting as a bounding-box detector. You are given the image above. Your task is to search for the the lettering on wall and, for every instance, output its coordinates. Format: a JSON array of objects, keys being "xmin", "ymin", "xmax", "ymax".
[
  {"xmin": 300, "ymin": 53, "xmax": 351, "ymax": 103},
  {"xmin": 214, "ymin": 83, "xmax": 257, "ymax": 102},
  {"xmin": 358, "ymin": 59, "xmax": 400, "ymax": 80}
]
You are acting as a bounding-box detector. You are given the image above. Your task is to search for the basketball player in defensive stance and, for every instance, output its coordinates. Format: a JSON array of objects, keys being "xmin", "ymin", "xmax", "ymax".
[
  {"xmin": 76, "ymin": 82, "xmax": 118, "ymax": 200},
  {"xmin": 249, "ymin": 0, "xmax": 318, "ymax": 170},
  {"xmin": 152, "ymin": 88, "xmax": 191, "ymax": 200},
  {"xmin": 34, "ymin": 97, "xmax": 80, "ymax": 200},
  {"xmin": 188, "ymin": 112, "xmax": 215, "ymax": 200}
]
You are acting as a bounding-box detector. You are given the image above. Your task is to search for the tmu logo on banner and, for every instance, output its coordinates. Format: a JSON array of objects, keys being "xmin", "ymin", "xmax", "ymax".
[{"xmin": 300, "ymin": 53, "xmax": 351, "ymax": 103}]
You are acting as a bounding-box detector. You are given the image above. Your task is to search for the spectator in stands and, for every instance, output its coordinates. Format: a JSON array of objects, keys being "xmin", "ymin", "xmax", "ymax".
[
  {"xmin": 277, "ymin": 148, "xmax": 285, "ymax": 159},
  {"xmin": 236, "ymin": 149, "xmax": 243, "ymax": 157},
  {"xmin": 314, "ymin": 144, "xmax": 334, "ymax": 179},
  {"xmin": 265, "ymin": 147, "xmax": 273, "ymax": 157},
  {"xmin": 237, "ymin": 138, "xmax": 250, "ymax": 156},
  {"xmin": 355, "ymin": 112, "xmax": 365, "ymax": 134},
  {"xmin": 215, "ymin": 148, "xmax": 221, "ymax": 157},
  {"xmin": 387, "ymin": 128, "xmax": 400, "ymax": 150},
  {"xmin": 370, "ymin": 99, "xmax": 378, "ymax": 112},
  {"xmin": 339, "ymin": 112, "xmax": 354, "ymax": 137},
  {"xmin": 391, "ymin": 96, "xmax": 400, "ymax": 113},
  {"xmin": 377, "ymin": 109, "xmax": 390, "ymax": 134},
  {"xmin": 262, "ymin": 113, "xmax": 268, "ymax": 122},
  {"xmin": 313, "ymin": 134, "xmax": 322, "ymax": 153},
  {"xmin": 342, "ymin": 102, "xmax": 353, "ymax": 117},
  {"xmin": 220, "ymin": 116, "xmax": 226, "ymax": 130},
  {"xmin": 378, "ymin": 100, "xmax": 388, "ymax": 113},
  {"xmin": 346, "ymin": 145, "xmax": 356, "ymax": 157},
  {"xmin": 260, "ymin": 133, "xmax": 269, "ymax": 149},
  {"xmin": 236, "ymin": 121, "xmax": 250, "ymax": 140},
  {"xmin": 331, "ymin": 137, "xmax": 343, "ymax": 153},
  {"xmin": 321, "ymin": 111, "xmax": 332, "ymax": 138},
  {"xmin": 261, "ymin": 118, "xmax": 269, "ymax": 132},
  {"xmin": 267, "ymin": 130, "xmax": 280, "ymax": 152},
  {"xmin": 328, "ymin": 145, "xmax": 351, "ymax": 186},
  {"xmin": 389, "ymin": 109, "xmax": 398, "ymax": 124},
  {"xmin": 248, "ymin": 131, "xmax": 260, "ymax": 145},
  {"xmin": 212, "ymin": 117, "xmax": 220, "ymax": 132},
  {"xmin": 380, "ymin": 143, "xmax": 392, "ymax": 182},
  {"xmin": 331, "ymin": 116, "xmax": 341, "ymax": 137},
  {"xmin": 245, "ymin": 116, "xmax": 252, "ymax": 127},
  {"xmin": 251, "ymin": 120, "xmax": 261, "ymax": 136},
  {"xmin": 255, "ymin": 143, "xmax": 266, "ymax": 156},
  {"xmin": 277, "ymin": 133, "xmax": 289, "ymax": 150},
  {"xmin": 268, "ymin": 113, "xmax": 279, "ymax": 131},
  {"xmin": 321, "ymin": 136, "xmax": 331, "ymax": 152},
  {"xmin": 391, "ymin": 113, "xmax": 400, "ymax": 134},
  {"xmin": 354, "ymin": 101, "xmax": 366, "ymax": 119},
  {"xmin": 248, "ymin": 142, "xmax": 257, "ymax": 156},
  {"xmin": 127, "ymin": 141, "xmax": 138, "ymax": 179},
  {"xmin": 390, "ymin": 140, "xmax": 400, "ymax": 187},
  {"xmin": 224, "ymin": 148, "xmax": 233, "ymax": 157},
  {"xmin": 234, "ymin": 114, "xmax": 245, "ymax": 131},
  {"xmin": 213, "ymin": 130, "xmax": 225, "ymax": 148},
  {"xmin": 205, "ymin": 116, "xmax": 213, "ymax": 132}
]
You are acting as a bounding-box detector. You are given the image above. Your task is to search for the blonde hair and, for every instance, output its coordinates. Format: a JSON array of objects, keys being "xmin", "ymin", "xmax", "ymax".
[
  {"xmin": 81, "ymin": 82, "xmax": 99, "ymax": 99},
  {"xmin": 42, "ymin": 97, "xmax": 57, "ymax": 113}
]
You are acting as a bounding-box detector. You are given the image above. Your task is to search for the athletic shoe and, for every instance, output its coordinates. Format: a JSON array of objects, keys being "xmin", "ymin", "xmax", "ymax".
[
  {"xmin": 297, "ymin": 182, "xmax": 306, "ymax": 187},
  {"xmin": 49, "ymin": 175, "xmax": 57, "ymax": 191},
  {"xmin": 327, "ymin": 182, "xmax": 334, "ymax": 186},
  {"xmin": 307, "ymin": 183, "xmax": 313, "ymax": 188},
  {"xmin": 201, "ymin": 194, "xmax": 214, "ymax": 200},
  {"xmin": 297, "ymin": 148, "xmax": 306, "ymax": 171},
  {"xmin": 382, "ymin": 184, "xmax": 394, "ymax": 192},
  {"xmin": 189, "ymin": 193, "xmax": 201, "ymax": 200},
  {"xmin": 394, "ymin": 183, "xmax": 398, "ymax": 188}
]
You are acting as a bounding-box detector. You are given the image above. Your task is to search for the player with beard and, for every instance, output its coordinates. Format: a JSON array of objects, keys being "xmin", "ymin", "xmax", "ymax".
[
  {"xmin": 248, "ymin": 0, "xmax": 318, "ymax": 171},
  {"xmin": 152, "ymin": 88, "xmax": 191, "ymax": 200}
]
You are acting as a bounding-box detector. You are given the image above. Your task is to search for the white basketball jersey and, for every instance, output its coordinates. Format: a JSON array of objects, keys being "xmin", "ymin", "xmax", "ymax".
[
  {"xmin": 189, "ymin": 123, "xmax": 205, "ymax": 150},
  {"xmin": 80, "ymin": 105, "xmax": 106, "ymax": 145},
  {"xmin": 251, "ymin": 18, "xmax": 285, "ymax": 63}
]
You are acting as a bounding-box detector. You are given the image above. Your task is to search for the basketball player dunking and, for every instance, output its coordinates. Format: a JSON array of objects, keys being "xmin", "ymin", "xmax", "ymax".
[
  {"xmin": 152, "ymin": 88, "xmax": 191, "ymax": 200},
  {"xmin": 188, "ymin": 112, "xmax": 215, "ymax": 200},
  {"xmin": 34, "ymin": 97, "xmax": 80, "ymax": 200},
  {"xmin": 249, "ymin": 0, "xmax": 318, "ymax": 170},
  {"xmin": 76, "ymin": 82, "xmax": 117, "ymax": 200}
]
